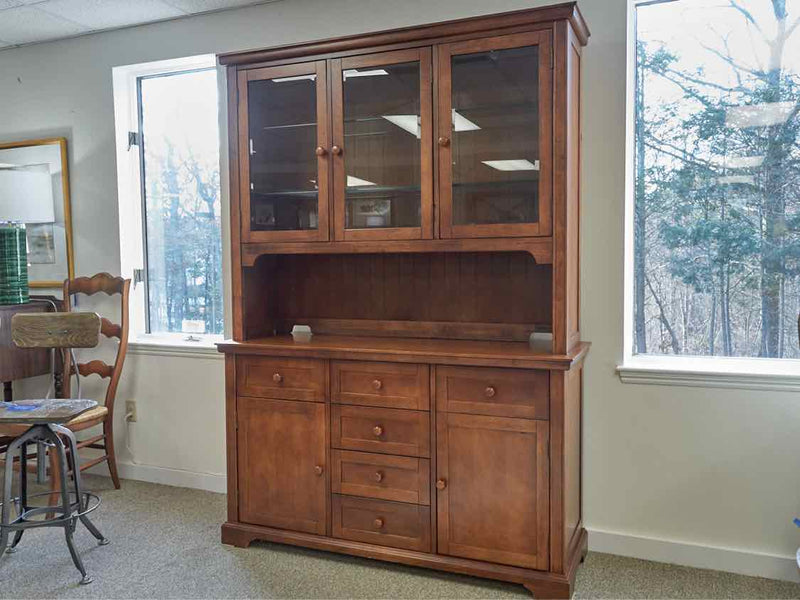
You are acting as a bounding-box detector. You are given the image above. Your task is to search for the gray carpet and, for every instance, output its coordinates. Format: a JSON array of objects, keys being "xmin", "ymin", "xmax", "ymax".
[{"xmin": 1, "ymin": 475, "xmax": 798, "ymax": 599}]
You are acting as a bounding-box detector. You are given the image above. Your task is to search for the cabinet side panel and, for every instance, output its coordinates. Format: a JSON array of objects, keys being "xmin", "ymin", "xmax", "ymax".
[
  {"xmin": 225, "ymin": 354, "xmax": 238, "ymax": 521},
  {"xmin": 563, "ymin": 365, "xmax": 582, "ymax": 556},
  {"xmin": 565, "ymin": 29, "xmax": 582, "ymax": 351}
]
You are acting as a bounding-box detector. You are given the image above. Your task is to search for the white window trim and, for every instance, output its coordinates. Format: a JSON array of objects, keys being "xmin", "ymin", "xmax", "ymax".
[
  {"xmin": 618, "ymin": 0, "xmax": 800, "ymax": 392},
  {"xmin": 112, "ymin": 53, "xmax": 230, "ymax": 355}
]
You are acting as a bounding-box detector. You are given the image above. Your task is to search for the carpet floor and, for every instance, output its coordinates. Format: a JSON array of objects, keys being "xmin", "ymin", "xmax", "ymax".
[{"xmin": 0, "ymin": 475, "xmax": 798, "ymax": 599}]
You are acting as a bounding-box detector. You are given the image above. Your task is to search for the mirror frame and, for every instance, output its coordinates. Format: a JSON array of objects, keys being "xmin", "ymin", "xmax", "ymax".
[{"xmin": 0, "ymin": 137, "xmax": 75, "ymax": 288}]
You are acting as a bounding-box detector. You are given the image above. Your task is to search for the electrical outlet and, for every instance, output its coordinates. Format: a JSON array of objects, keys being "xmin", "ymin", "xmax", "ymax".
[{"xmin": 125, "ymin": 400, "xmax": 137, "ymax": 423}]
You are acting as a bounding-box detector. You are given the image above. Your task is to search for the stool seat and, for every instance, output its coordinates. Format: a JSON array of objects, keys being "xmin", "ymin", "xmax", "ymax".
[{"xmin": 0, "ymin": 404, "xmax": 107, "ymax": 438}]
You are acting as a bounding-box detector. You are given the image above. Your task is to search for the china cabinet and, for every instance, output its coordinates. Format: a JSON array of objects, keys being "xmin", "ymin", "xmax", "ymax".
[{"xmin": 218, "ymin": 3, "xmax": 589, "ymax": 598}]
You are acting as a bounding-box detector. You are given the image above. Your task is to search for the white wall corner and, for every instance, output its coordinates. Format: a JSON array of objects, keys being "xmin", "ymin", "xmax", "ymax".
[{"xmin": 588, "ymin": 528, "xmax": 800, "ymax": 583}]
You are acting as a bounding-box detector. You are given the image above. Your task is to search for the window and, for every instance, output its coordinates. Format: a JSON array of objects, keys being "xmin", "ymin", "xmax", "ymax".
[
  {"xmin": 629, "ymin": 0, "xmax": 800, "ymax": 362},
  {"xmin": 113, "ymin": 55, "xmax": 224, "ymax": 345}
]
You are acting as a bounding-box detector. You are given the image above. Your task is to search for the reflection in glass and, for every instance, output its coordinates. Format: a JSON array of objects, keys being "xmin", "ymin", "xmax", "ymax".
[
  {"xmin": 343, "ymin": 62, "xmax": 421, "ymax": 229},
  {"xmin": 451, "ymin": 46, "xmax": 540, "ymax": 226},
  {"xmin": 248, "ymin": 75, "xmax": 319, "ymax": 231}
]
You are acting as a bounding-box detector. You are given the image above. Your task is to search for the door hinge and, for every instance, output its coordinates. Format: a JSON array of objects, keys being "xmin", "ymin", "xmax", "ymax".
[
  {"xmin": 127, "ymin": 131, "xmax": 140, "ymax": 150},
  {"xmin": 133, "ymin": 268, "xmax": 145, "ymax": 288}
]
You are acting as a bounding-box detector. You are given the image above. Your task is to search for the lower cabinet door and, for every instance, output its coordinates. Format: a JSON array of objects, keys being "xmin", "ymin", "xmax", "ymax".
[
  {"xmin": 436, "ymin": 412, "xmax": 549, "ymax": 570},
  {"xmin": 237, "ymin": 396, "xmax": 327, "ymax": 534}
]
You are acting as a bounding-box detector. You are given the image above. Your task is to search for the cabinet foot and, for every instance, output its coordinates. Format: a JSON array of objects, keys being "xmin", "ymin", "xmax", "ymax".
[
  {"xmin": 523, "ymin": 581, "xmax": 572, "ymax": 599},
  {"xmin": 221, "ymin": 523, "xmax": 256, "ymax": 548}
]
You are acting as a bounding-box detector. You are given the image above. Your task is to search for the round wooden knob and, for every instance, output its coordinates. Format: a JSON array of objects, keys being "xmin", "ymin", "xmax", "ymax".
[
  {"xmin": 315, "ymin": 146, "xmax": 327, "ymax": 156},
  {"xmin": 438, "ymin": 136, "xmax": 450, "ymax": 147},
  {"xmin": 372, "ymin": 379, "xmax": 382, "ymax": 391},
  {"xmin": 436, "ymin": 479, "xmax": 447, "ymax": 490},
  {"xmin": 373, "ymin": 517, "xmax": 384, "ymax": 529},
  {"xmin": 374, "ymin": 471, "xmax": 384, "ymax": 483},
  {"xmin": 331, "ymin": 145, "xmax": 342, "ymax": 155},
  {"xmin": 273, "ymin": 373, "xmax": 283, "ymax": 384},
  {"xmin": 373, "ymin": 425, "xmax": 384, "ymax": 437},
  {"xmin": 314, "ymin": 465, "xmax": 324, "ymax": 476},
  {"xmin": 485, "ymin": 386, "xmax": 496, "ymax": 398}
]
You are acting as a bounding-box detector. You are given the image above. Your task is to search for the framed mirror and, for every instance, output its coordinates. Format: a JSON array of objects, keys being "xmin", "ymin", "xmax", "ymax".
[{"xmin": 0, "ymin": 137, "xmax": 74, "ymax": 288}]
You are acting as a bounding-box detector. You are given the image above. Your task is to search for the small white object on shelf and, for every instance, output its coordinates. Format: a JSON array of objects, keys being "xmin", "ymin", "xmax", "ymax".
[{"xmin": 291, "ymin": 325, "xmax": 313, "ymax": 343}]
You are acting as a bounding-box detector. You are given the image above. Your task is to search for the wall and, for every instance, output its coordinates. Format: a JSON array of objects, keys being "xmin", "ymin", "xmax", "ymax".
[{"xmin": 1, "ymin": 0, "xmax": 798, "ymax": 583}]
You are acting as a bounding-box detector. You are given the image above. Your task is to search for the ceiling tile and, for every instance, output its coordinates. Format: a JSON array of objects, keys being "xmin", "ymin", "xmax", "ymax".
[
  {"xmin": 0, "ymin": 5, "xmax": 86, "ymax": 45},
  {"xmin": 0, "ymin": 0, "xmax": 45, "ymax": 10},
  {"xmin": 38, "ymin": 0, "xmax": 185, "ymax": 30},
  {"xmin": 163, "ymin": 0, "xmax": 268, "ymax": 13}
]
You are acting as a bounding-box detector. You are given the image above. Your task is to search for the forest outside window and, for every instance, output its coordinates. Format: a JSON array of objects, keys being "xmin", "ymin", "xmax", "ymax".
[
  {"xmin": 628, "ymin": 0, "xmax": 800, "ymax": 371},
  {"xmin": 113, "ymin": 55, "xmax": 224, "ymax": 347}
]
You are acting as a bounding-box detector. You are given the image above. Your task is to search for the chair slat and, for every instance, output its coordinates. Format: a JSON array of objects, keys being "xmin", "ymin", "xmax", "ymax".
[
  {"xmin": 73, "ymin": 360, "xmax": 114, "ymax": 379},
  {"xmin": 11, "ymin": 313, "xmax": 101, "ymax": 349},
  {"xmin": 100, "ymin": 317, "xmax": 122, "ymax": 339},
  {"xmin": 67, "ymin": 272, "xmax": 126, "ymax": 296}
]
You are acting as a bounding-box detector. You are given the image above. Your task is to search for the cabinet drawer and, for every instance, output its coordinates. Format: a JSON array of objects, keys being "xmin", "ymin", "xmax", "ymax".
[
  {"xmin": 332, "ymin": 450, "xmax": 430, "ymax": 505},
  {"xmin": 331, "ymin": 361, "xmax": 429, "ymax": 410},
  {"xmin": 331, "ymin": 405, "xmax": 430, "ymax": 457},
  {"xmin": 332, "ymin": 495, "xmax": 431, "ymax": 552},
  {"xmin": 237, "ymin": 356, "xmax": 326, "ymax": 402},
  {"xmin": 436, "ymin": 366, "xmax": 548, "ymax": 419}
]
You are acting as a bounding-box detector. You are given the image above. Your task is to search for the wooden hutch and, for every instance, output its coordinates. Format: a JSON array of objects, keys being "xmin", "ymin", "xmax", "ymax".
[{"xmin": 217, "ymin": 3, "xmax": 589, "ymax": 597}]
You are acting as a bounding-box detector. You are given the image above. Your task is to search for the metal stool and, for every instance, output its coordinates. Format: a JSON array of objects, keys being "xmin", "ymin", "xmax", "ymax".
[{"xmin": 0, "ymin": 400, "xmax": 108, "ymax": 585}]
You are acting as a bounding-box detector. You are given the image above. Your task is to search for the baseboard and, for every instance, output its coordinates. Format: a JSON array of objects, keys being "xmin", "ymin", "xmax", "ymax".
[
  {"xmin": 112, "ymin": 461, "xmax": 227, "ymax": 494},
  {"xmin": 588, "ymin": 528, "xmax": 800, "ymax": 583}
]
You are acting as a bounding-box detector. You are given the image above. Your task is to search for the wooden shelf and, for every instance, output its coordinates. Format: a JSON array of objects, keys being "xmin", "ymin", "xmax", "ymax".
[
  {"xmin": 241, "ymin": 236, "xmax": 553, "ymax": 264},
  {"xmin": 217, "ymin": 334, "xmax": 589, "ymax": 370}
]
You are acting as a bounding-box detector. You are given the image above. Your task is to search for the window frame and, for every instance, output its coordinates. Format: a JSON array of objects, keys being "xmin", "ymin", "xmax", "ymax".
[
  {"xmin": 112, "ymin": 54, "xmax": 228, "ymax": 352},
  {"xmin": 619, "ymin": 0, "xmax": 800, "ymax": 390}
]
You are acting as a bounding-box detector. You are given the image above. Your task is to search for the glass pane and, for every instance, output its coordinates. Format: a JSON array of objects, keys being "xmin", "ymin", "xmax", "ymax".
[
  {"xmin": 451, "ymin": 46, "xmax": 540, "ymax": 226},
  {"xmin": 632, "ymin": 0, "xmax": 800, "ymax": 359},
  {"xmin": 139, "ymin": 68, "xmax": 223, "ymax": 336},
  {"xmin": 343, "ymin": 61, "xmax": 421, "ymax": 229},
  {"xmin": 248, "ymin": 73, "xmax": 319, "ymax": 231}
]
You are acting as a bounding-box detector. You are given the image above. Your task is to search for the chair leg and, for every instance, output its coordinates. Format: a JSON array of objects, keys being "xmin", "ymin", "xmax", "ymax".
[{"xmin": 103, "ymin": 420, "xmax": 120, "ymax": 490}]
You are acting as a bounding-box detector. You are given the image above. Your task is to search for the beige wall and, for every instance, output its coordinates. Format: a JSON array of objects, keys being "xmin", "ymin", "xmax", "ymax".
[{"xmin": 2, "ymin": 0, "xmax": 798, "ymax": 581}]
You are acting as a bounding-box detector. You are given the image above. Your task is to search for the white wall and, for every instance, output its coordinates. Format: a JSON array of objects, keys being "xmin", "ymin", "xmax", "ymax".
[{"xmin": 1, "ymin": 0, "xmax": 798, "ymax": 583}]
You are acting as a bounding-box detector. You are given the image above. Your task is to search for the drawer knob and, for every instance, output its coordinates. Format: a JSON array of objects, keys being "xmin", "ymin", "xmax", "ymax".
[
  {"xmin": 315, "ymin": 145, "xmax": 327, "ymax": 156},
  {"xmin": 372, "ymin": 425, "xmax": 384, "ymax": 437},
  {"xmin": 314, "ymin": 465, "xmax": 324, "ymax": 476},
  {"xmin": 372, "ymin": 379, "xmax": 382, "ymax": 391},
  {"xmin": 273, "ymin": 373, "xmax": 283, "ymax": 384},
  {"xmin": 373, "ymin": 517, "xmax": 384, "ymax": 529},
  {"xmin": 331, "ymin": 145, "xmax": 343, "ymax": 155},
  {"xmin": 484, "ymin": 385, "xmax": 496, "ymax": 398},
  {"xmin": 436, "ymin": 478, "xmax": 447, "ymax": 490},
  {"xmin": 438, "ymin": 136, "xmax": 450, "ymax": 147},
  {"xmin": 374, "ymin": 471, "xmax": 384, "ymax": 483}
]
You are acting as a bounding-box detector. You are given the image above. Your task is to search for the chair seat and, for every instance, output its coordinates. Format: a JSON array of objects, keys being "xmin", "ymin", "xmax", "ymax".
[{"xmin": 0, "ymin": 405, "xmax": 108, "ymax": 438}]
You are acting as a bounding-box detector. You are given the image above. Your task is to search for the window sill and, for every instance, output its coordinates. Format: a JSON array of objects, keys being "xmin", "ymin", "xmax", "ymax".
[
  {"xmin": 617, "ymin": 356, "xmax": 800, "ymax": 392},
  {"xmin": 128, "ymin": 335, "xmax": 223, "ymax": 360}
]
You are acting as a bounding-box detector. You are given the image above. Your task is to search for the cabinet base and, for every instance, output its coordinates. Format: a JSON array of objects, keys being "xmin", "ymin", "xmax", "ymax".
[{"xmin": 222, "ymin": 521, "xmax": 587, "ymax": 598}]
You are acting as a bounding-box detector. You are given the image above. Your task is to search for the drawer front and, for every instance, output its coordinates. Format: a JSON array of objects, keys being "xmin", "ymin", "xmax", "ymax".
[
  {"xmin": 436, "ymin": 366, "xmax": 549, "ymax": 419},
  {"xmin": 331, "ymin": 361, "xmax": 429, "ymax": 410},
  {"xmin": 332, "ymin": 450, "xmax": 430, "ymax": 505},
  {"xmin": 332, "ymin": 405, "xmax": 430, "ymax": 457},
  {"xmin": 332, "ymin": 495, "xmax": 431, "ymax": 552},
  {"xmin": 237, "ymin": 356, "xmax": 327, "ymax": 402}
]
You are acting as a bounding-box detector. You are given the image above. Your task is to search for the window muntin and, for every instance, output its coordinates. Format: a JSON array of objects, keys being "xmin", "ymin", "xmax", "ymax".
[{"xmin": 632, "ymin": 0, "xmax": 800, "ymax": 359}]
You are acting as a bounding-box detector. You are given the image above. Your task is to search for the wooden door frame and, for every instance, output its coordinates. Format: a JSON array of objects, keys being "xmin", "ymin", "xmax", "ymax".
[
  {"xmin": 330, "ymin": 48, "xmax": 434, "ymax": 241},
  {"xmin": 437, "ymin": 30, "xmax": 553, "ymax": 239},
  {"xmin": 238, "ymin": 61, "xmax": 331, "ymax": 243}
]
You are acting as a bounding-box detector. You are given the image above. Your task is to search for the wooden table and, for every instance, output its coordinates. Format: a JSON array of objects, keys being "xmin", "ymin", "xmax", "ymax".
[{"xmin": 0, "ymin": 297, "xmax": 62, "ymax": 402}]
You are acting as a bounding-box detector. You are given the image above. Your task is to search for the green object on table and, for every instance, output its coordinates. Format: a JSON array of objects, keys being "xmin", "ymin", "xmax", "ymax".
[{"xmin": 0, "ymin": 224, "xmax": 29, "ymax": 305}]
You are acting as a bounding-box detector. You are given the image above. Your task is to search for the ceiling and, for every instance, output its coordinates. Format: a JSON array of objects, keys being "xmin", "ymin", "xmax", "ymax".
[{"xmin": 0, "ymin": 0, "xmax": 279, "ymax": 50}]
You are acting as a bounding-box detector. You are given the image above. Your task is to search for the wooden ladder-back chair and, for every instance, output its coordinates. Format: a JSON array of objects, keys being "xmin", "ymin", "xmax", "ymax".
[{"xmin": 60, "ymin": 273, "xmax": 130, "ymax": 490}]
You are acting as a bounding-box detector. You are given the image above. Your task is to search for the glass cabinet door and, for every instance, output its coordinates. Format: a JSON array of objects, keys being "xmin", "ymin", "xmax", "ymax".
[
  {"xmin": 331, "ymin": 49, "xmax": 433, "ymax": 240},
  {"xmin": 238, "ymin": 61, "xmax": 330, "ymax": 242},
  {"xmin": 437, "ymin": 32, "xmax": 552, "ymax": 239}
]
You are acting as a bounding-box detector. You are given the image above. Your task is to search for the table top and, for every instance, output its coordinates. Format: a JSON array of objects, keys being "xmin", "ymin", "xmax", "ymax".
[{"xmin": 0, "ymin": 399, "xmax": 97, "ymax": 424}]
